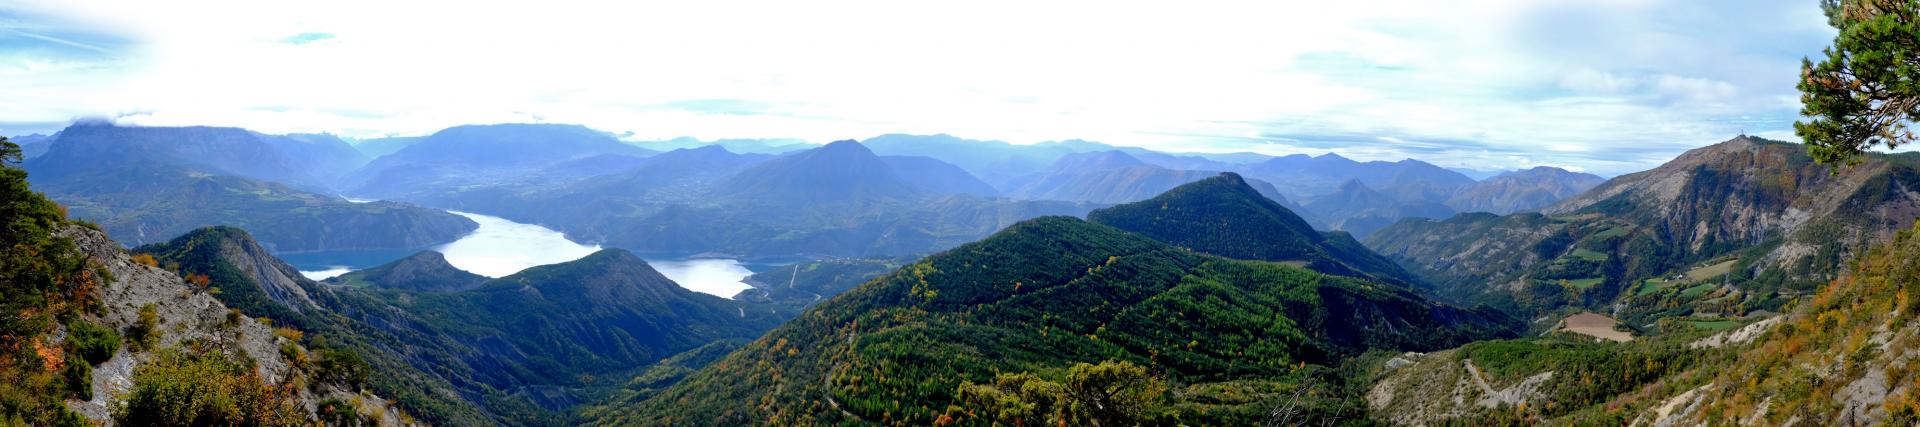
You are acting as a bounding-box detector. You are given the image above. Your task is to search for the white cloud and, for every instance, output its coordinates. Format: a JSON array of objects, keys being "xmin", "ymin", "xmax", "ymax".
[
  {"xmin": 0, "ymin": 0, "xmax": 1837, "ymax": 175},
  {"xmin": 1653, "ymin": 75, "xmax": 1741, "ymax": 104},
  {"xmin": 1559, "ymin": 68, "xmax": 1638, "ymax": 94}
]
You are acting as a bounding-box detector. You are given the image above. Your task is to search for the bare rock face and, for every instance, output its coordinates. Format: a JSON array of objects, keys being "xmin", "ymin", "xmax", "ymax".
[
  {"xmin": 1367, "ymin": 136, "xmax": 1920, "ymax": 304},
  {"xmin": 1543, "ymin": 136, "xmax": 1920, "ymax": 272},
  {"xmin": 1367, "ymin": 349, "xmax": 1554, "ymax": 426},
  {"xmin": 1445, "ymin": 166, "xmax": 1604, "ymax": 215},
  {"xmin": 57, "ymin": 225, "xmax": 409, "ymax": 426}
]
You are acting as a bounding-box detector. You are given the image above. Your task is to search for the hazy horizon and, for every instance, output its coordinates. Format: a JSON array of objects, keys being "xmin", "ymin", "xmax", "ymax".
[{"xmin": 0, "ymin": 0, "xmax": 1860, "ymax": 176}]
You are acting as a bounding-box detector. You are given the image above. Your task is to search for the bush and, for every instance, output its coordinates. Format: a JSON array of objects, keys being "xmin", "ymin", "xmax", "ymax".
[
  {"xmin": 66, "ymin": 319, "xmax": 120, "ymax": 365},
  {"xmin": 115, "ymin": 348, "xmax": 303, "ymax": 427},
  {"xmin": 129, "ymin": 303, "xmax": 159, "ymax": 351},
  {"xmin": 315, "ymin": 348, "xmax": 370, "ymax": 390},
  {"xmin": 64, "ymin": 354, "xmax": 91, "ymax": 400},
  {"xmin": 317, "ymin": 398, "xmax": 373, "ymax": 427}
]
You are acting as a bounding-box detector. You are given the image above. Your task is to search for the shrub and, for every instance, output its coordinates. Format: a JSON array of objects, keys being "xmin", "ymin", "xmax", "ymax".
[
  {"xmin": 129, "ymin": 253, "xmax": 158, "ymax": 267},
  {"xmin": 315, "ymin": 348, "xmax": 371, "ymax": 390},
  {"xmin": 318, "ymin": 398, "xmax": 373, "ymax": 427},
  {"xmin": 115, "ymin": 348, "xmax": 302, "ymax": 427},
  {"xmin": 64, "ymin": 354, "xmax": 91, "ymax": 400},
  {"xmin": 65, "ymin": 319, "xmax": 120, "ymax": 365},
  {"xmin": 128, "ymin": 303, "xmax": 159, "ymax": 351}
]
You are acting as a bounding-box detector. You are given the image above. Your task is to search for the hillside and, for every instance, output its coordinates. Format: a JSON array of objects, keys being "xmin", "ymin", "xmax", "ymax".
[
  {"xmin": 1001, "ymin": 150, "xmax": 1220, "ymax": 204},
  {"xmin": 1368, "ymin": 219, "xmax": 1920, "ymax": 425},
  {"xmin": 1241, "ymin": 153, "xmax": 1476, "ymax": 202},
  {"xmin": 877, "ymin": 155, "xmax": 999, "ymax": 197},
  {"xmin": 22, "ymin": 124, "xmax": 475, "ymax": 252},
  {"xmin": 720, "ymin": 140, "xmax": 923, "ymax": 205},
  {"xmin": 1088, "ymin": 172, "xmax": 1418, "ymax": 286},
  {"xmin": 29, "ymin": 162, "xmax": 475, "ymax": 251},
  {"xmin": 1302, "ymin": 179, "xmax": 1457, "ymax": 239},
  {"xmin": 324, "ymin": 250, "xmax": 489, "ymax": 291},
  {"xmin": 1445, "ymin": 166, "xmax": 1605, "ymax": 214},
  {"xmin": 346, "ymin": 123, "xmax": 657, "ymax": 199},
  {"xmin": 394, "ymin": 142, "xmax": 1097, "ymax": 259},
  {"xmin": 600, "ymin": 212, "xmax": 1515, "ymax": 425},
  {"xmin": 0, "ymin": 137, "xmax": 406, "ymax": 425},
  {"xmin": 138, "ymin": 226, "xmax": 791, "ymax": 424},
  {"xmin": 351, "ymin": 135, "xmax": 425, "ymax": 158},
  {"xmin": 26, "ymin": 122, "xmax": 363, "ymax": 190},
  {"xmin": 861, "ymin": 133, "xmax": 1084, "ymax": 183},
  {"xmin": 633, "ymin": 136, "xmax": 812, "ymax": 154},
  {"xmin": 1365, "ymin": 136, "xmax": 1920, "ymax": 319}
]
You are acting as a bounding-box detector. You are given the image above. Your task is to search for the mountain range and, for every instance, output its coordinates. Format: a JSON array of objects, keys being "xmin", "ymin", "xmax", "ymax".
[
  {"xmin": 598, "ymin": 177, "xmax": 1516, "ymax": 425},
  {"xmin": 1364, "ymin": 136, "xmax": 1920, "ymax": 322},
  {"xmin": 23, "ymin": 123, "xmax": 474, "ymax": 251},
  {"xmin": 14, "ymin": 122, "xmax": 1920, "ymax": 425},
  {"xmin": 17, "ymin": 123, "xmax": 1616, "ymax": 260},
  {"xmin": 1444, "ymin": 166, "xmax": 1605, "ymax": 214}
]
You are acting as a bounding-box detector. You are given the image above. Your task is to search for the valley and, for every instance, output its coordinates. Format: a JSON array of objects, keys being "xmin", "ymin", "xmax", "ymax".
[
  {"xmin": 1, "ymin": 3, "xmax": 1907, "ymax": 424},
  {"xmin": 10, "ymin": 123, "xmax": 1919, "ymax": 426}
]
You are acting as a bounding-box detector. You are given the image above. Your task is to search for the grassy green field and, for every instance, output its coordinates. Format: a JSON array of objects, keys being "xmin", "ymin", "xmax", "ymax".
[
  {"xmin": 1569, "ymin": 248, "xmax": 1609, "ymax": 261},
  {"xmin": 1686, "ymin": 259, "xmax": 1737, "ymax": 281},
  {"xmin": 1565, "ymin": 277, "xmax": 1603, "ymax": 289},
  {"xmin": 1681, "ymin": 283, "xmax": 1718, "ymax": 298},
  {"xmin": 1637, "ymin": 278, "xmax": 1667, "ymax": 296},
  {"xmin": 1590, "ymin": 227, "xmax": 1630, "ymax": 239}
]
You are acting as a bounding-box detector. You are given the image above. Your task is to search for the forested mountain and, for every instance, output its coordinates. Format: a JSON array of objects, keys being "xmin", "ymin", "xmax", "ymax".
[
  {"xmin": 27, "ymin": 163, "xmax": 475, "ymax": 251},
  {"xmin": 346, "ymin": 123, "xmax": 657, "ymax": 199},
  {"xmin": 1241, "ymin": 153, "xmax": 1477, "ymax": 202},
  {"xmin": 23, "ymin": 124, "xmax": 475, "ymax": 251},
  {"xmin": 382, "ymin": 140, "xmax": 1095, "ymax": 259},
  {"xmin": 733, "ymin": 257, "xmax": 902, "ymax": 312},
  {"xmin": 861, "ymin": 133, "xmax": 1075, "ymax": 183},
  {"xmin": 1364, "ymin": 136, "xmax": 1920, "ymax": 320},
  {"xmin": 350, "ymin": 135, "xmax": 425, "ymax": 158},
  {"xmin": 633, "ymin": 136, "xmax": 812, "ymax": 154},
  {"xmin": 876, "ymin": 155, "xmax": 999, "ymax": 197},
  {"xmin": 1000, "ymin": 150, "xmax": 1220, "ymax": 203},
  {"xmin": 1300, "ymin": 180, "xmax": 1457, "ymax": 239},
  {"xmin": 270, "ymin": 133, "xmax": 371, "ymax": 181},
  {"xmin": 1088, "ymin": 172, "xmax": 1419, "ymax": 286},
  {"xmin": 29, "ymin": 122, "xmax": 342, "ymax": 190},
  {"xmin": 600, "ymin": 215, "xmax": 1516, "ymax": 425},
  {"xmin": 137, "ymin": 226, "xmax": 791, "ymax": 425},
  {"xmin": 11, "ymin": 132, "xmax": 54, "ymax": 159},
  {"xmin": 1444, "ymin": 166, "xmax": 1605, "ymax": 214},
  {"xmin": 324, "ymin": 250, "xmax": 489, "ymax": 291},
  {"xmin": 720, "ymin": 140, "xmax": 924, "ymax": 204}
]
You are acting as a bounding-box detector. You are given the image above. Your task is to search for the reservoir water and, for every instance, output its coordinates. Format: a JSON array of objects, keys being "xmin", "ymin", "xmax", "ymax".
[{"xmin": 289, "ymin": 210, "xmax": 755, "ymax": 298}]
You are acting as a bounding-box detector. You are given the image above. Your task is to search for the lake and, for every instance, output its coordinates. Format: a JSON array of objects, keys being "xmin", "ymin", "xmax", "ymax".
[{"xmin": 288, "ymin": 210, "xmax": 756, "ymax": 298}]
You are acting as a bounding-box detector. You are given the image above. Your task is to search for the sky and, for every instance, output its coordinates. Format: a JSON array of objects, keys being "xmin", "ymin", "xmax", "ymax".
[{"xmin": 0, "ymin": 0, "xmax": 1841, "ymax": 176}]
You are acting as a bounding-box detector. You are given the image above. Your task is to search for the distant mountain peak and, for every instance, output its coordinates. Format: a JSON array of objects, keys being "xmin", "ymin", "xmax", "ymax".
[
  {"xmin": 1045, "ymin": 150, "xmax": 1146, "ymax": 172},
  {"xmin": 813, "ymin": 139, "xmax": 877, "ymax": 154},
  {"xmin": 1089, "ymin": 172, "xmax": 1330, "ymax": 261},
  {"xmin": 721, "ymin": 139, "xmax": 921, "ymax": 204},
  {"xmin": 136, "ymin": 226, "xmax": 325, "ymax": 313},
  {"xmin": 328, "ymin": 250, "xmax": 487, "ymax": 292},
  {"xmin": 674, "ymin": 144, "xmax": 738, "ymax": 156}
]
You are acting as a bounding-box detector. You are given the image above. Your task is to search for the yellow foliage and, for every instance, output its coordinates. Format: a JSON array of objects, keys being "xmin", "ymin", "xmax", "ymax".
[{"xmin": 130, "ymin": 253, "xmax": 158, "ymax": 267}]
